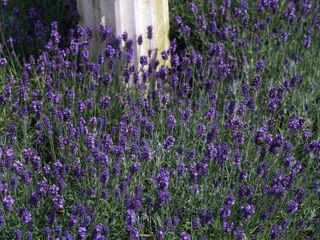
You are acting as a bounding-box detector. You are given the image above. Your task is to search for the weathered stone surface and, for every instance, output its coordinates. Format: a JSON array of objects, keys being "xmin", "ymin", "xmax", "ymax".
[{"xmin": 77, "ymin": 0, "xmax": 170, "ymax": 64}]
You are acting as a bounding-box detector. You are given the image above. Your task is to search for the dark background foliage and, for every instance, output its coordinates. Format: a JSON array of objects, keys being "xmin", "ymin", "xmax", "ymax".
[{"xmin": 0, "ymin": 0, "xmax": 79, "ymax": 58}]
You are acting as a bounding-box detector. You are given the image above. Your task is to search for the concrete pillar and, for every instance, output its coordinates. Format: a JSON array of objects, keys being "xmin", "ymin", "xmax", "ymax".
[{"xmin": 77, "ymin": 0, "xmax": 170, "ymax": 64}]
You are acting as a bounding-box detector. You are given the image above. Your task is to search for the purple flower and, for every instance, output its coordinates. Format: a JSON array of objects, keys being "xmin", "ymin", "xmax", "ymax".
[
  {"xmin": 140, "ymin": 55, "xmax": 148, "ymax": 66},
  {"xmin": 19, "ymin": 208, "xmax": 32, "ymax": 224},
  {"xmin": 270, "ymin": 134, "xmax": 284, "ymax": 154},
  {"xmin": 92, "ymin": 223, "xmax": 109, "ymax": 239},
  {"xmin": 137, "ymin": 35, "xmax": 143, "ymax": 45},
  {"xmin": 2, "ymin": 0, "xmax": 8, "ymax": 7},
  {"xmin": 281, "ymin": 218, "xmax": 290, "ymax": 230},
  {"xmin": 196, "ymin": 161, "xmax": 208, "ymax": 176},
  {"xmin": 26, "ymin": 231, "xmax": 32, "ymax": 240},
  {"xmin": 163, "ymin": 136, "xmax": 176, "ymax": 150},
  {"xmin": 189, "ymin": 3, "xmax": 198, "ymax": 13},
  {"xmin": 130, "ymin": 162, "xmax": 141, "ymax": 175},
  {"xmin": 146, "ymin": 121, "xmax": 155, "ymax": 134},
  {"xmin": 0, "ymin": 58, "xmax": 8, "ymax": 68},
  {"xmin": 255, "ymin": 125, "xmax": 267, "ymax": 145},
  {"xmin": 156, "ymin": 228, "xmax": 163, "ymax": 240},
  {"xmin": 147, "ymin": 25, "xmax": 153, "ymax": 39},
  {"xmin": 15, "ymin": 229, "xmax": 22, "ymax": 240},
  {"xmin": 233, "ymin": 148, "xmax": 243, "ymax": 167},
  {"xmin": 217, "ymin": 142, "xmax": 229, "ymax": 164},
  {"xmin": 3, "ymin": 195, "xmax": 14, "ymax": 211},
  {"xmin": 270, "ymin": 224, "xmax": 282, "ymax": 239},
  {"xmin": 100, "ymin": 168, "xmax": 110, "ymax": 184},
  {"xmin": 198, "ymin": 15, "xmax": 207, "ymax": 31},
  {"xmin": 157, "ymin": 189, "xmax": 170, "ymax": 206},
  {"xmin": 55, "ymin": 225, "xmax": 63, "ymax": 237},
  {"xmin": 50, "ymin": 21, "xmax": 61, "ymax": 44},
  {"xmin": 256, "ymin": 59, "xmax": 265, "ymax": 73},
  {"xmin": 100, "ymin": 96, "xmax": 111, "ymax": 109},
  {"xmin": 161, "ymin": 50, "xmax": 169, "ymax": 60},
  {"xmin": 101, "ymin": 189, "xmax": 109, "ymax": 199},
  {"xmin": 0, "ymin": 212, "xmax": 3, "ymax": 229},
  {"xmin": 157, "ymin": 168, "xmax": 170, "ymax": 190},
  {"xmin": 256, "ymin": 162, "xmax": 269, "ymax": 178},
  {"xmin": 105, "ymin": 45, "xmax": 116, "ymax": 57},
  {"xmin": 176, "ymin": 161, "xmax": 185, "ymax": 176},
  {"xmin": 53, "ymin": 195, "xmax": 65, "ymax": 212},
  {"xmin": 4, "ymin": 148, "xmax": 14, "ymax": 161},
  {"xmin": 286, "ymin": 199, "xmax": 298, "ymax": 214},
  {"xmin": 280, "ymin": 32, "xmax": 289, "ymax": 42},
  {"xmin": 223, "ymin": 221, "xmax": 234, "ymax": 233},
  {"xmin": 205, "ymin": 143, "xmax": 217, "ymax": 161},
  {"xmin": 122, "ymin": 31, "xmax": 128, "ymax": 41},
  {"xmin": 192, "ymin": 217, "xmax": 200, "ymax": 229},
  {"xmin": 180, "ymin": 231, "xmax": 192, "ymax": 240},
  {"xmin": 224, "ymin": 194, "xmax": 235, "ymax": 207},
  {"xmin": 234, "ymin": 228, "xmax": 246, "ymax": 240},
  {"xmin": 238, "ymin": 171, "xmax": 248, "ymax": 182},
  {"xmin": 45, "ymin": 225, "xmax": 52, "ymax": 237},
  {"xmin": 77, "ymin": 227, "xmax": 86, "ymax": 240},
  {"xmin": 196, "ymin": 123, "xmax": 206, "ymax": 138},
  {"xmin": 81, "ymin": 50, "xmax": 89, "ymax": 60},
  {"xmin": 156, "ymin": 168, "xmax": 170, "ymax": 206},
  {"xmin": 284, "ymin": 2, "xmax": 295, "ymax": 23},
  {"xmin": 220, "ymin": 206, "xmax": 231, "ymax": 219},
  {"xmin": 241, "ymin": 204, "xmax": 255, "ymax": 219},
  {"xmin": 167, "ymin": 114, "xmax": 177, "ymax": 129},
  {"xmin": 125, "ymin": 210, "xmax": 136, "ymax": 226}
]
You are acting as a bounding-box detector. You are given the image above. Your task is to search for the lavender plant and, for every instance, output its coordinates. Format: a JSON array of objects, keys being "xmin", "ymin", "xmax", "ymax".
[{"xmin": 0, "ymin": 0, "xmax": 320, "ymax": 239}]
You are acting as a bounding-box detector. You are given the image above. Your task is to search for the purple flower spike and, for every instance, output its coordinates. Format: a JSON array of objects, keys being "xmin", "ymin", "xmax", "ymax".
[
  {"xmin": 241, "ymin": 204, "xmax": 255, "ymax": 219},
  {"xmin": 286, "ymin": 199, "xmax": 298, "ymax": 214},
  {"xmin": 18, "ymin": 208, "xmax": 32, "ymax": 224},
  {"xmin": 0, "ymin": 58, "xmax": 8, "ymax": 68},
  {"xmin": 180, "ymin": 231, "xmax": 192, "ymax": 240},
  {"xmin": 147, "ymin": 25, "xmax": 153, "ymax": 39}
]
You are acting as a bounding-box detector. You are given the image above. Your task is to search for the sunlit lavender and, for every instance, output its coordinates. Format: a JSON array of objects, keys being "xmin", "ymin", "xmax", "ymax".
[{"xmin": 0, "ymin": 0, "xmax": 320, "ymax": 239}]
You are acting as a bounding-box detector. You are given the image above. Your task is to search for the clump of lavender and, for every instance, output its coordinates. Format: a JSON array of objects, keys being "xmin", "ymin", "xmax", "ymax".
[
  {"xmin": 156, "ymin": 168, "xmax": 170, "ymax": 206},
  {"xmin": 0, "ymin": 0, "xmax": 319, "ymax": 239}
]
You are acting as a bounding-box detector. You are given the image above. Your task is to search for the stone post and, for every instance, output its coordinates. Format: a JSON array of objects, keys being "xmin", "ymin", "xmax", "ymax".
[{"xmin": 77, "ymin": 0, "xmax": 170, "ymax": 64}]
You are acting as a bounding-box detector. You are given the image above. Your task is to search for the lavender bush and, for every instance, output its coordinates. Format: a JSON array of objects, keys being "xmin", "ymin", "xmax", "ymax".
[{"xmin": 0, "ymin": 0, "xmax": 320, "ymax": 239}]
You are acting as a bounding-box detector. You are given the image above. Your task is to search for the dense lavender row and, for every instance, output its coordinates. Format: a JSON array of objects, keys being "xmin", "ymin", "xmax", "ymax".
[{"xmin": 0, "ymin": 0, "xmax": 320, "ymax": 239}]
